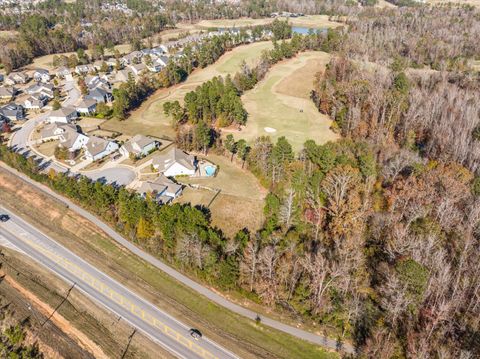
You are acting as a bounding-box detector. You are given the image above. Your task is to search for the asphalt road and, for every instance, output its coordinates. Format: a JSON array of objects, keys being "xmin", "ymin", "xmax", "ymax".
[
  {"xmin": 0, "ymin": 208, "xmax": 238, "ymax": 359},
  {"xmin": 10, "ymin": 80, "xmax": 80, "ymax": 174},
  {"xmin": 84, "ymin": 167, "xmax": 136, "ymax": 186},
  {"xmin": 0, "ymin": 163, "xmax": 355, "ymax": 354}
]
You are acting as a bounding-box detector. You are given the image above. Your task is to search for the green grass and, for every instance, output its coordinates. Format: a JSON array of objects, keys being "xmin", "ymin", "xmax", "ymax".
[{"xmin": 238, "ymin": 52, "xmax": 338, "ymax": 151}]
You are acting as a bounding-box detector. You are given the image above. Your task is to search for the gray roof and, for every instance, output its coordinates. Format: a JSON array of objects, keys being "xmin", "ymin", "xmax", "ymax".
[
  {"xmin": 77, "ymin": 98, "xmax": 97, "ymax": 108},
  {"xmin": 152, "ymin": 147, "xmax": 195, "ymax": 173},
  {"xmin": 85, "ymin": 136, "xmax": 109, "ymax": 157},
  {"xmin": 50, "ymin": 107, "xmax": 77, "ymax": 118},
  {"xmin": 40, "ymin": 123, "xmax": 76, "ymax": 139},
  {"xmin": 59, "ymin": 125, "xmax": 83, "ymax": 149},
  {"xmin": 122, "ymin": 134, "xmax": 156, "ymax": 155},
  {"xmin": 138, "ymin": 175, "xmax": 182, "ymax": 197}
]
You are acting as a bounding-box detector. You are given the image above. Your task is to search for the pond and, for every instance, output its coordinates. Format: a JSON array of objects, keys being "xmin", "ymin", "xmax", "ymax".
[{"xmin": 292, "ymin": 26, "xmax": 328, "ymax": 35}]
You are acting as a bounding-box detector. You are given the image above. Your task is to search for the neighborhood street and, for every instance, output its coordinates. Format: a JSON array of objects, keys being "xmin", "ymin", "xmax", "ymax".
[
  {"xmin": 84, "ymin": 167, "xmax": 136, "ymax": 186},
  {"xmin": 0, "ymin": 207, "xmax": 239, "ymax": 359},
  {"xmin": 10, "ymin": 80, "xmax": 81, "ymax": 174}
]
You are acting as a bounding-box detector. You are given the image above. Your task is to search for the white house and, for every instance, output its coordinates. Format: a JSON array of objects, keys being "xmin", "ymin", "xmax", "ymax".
[
  {"xmin": 151, "ymin": 147, "xmax": 197, "ymax": 177},
  {"xmin": 49, "ymin": 107, "xmax": 78, "ymax": 123},
  {"xmin": 33, "ymin": 68, "xmax": 50, "ymax": 83},
  {"xmin": 5, "ymin": 72, "xmax": 29, "ymax": 85},
  {"xmin": 40, "ymin": 123, "xmax": 75, "ymax": 141},
  {"xmin": 59, "ymin": 126, "xmax": 89, "ymax": 151},
  {"xmin": 75, "ymin": 64, "xmax": 95, "ymax": 75},
  {"xmin": 119, "ymin": 134, "xmax": 157, "ymax": 158},
  {"xmin": 137, "ymin": 174, "xmax": 183, "ymax": 203},
  {"xmin": 147, "ymin": 56, "xmax": 169, "ymax": 73},
  {"xmin": 76, "ymin": 98, "xmax": 97, "ymax": 115},
  {"xmin": 0, "ymin": 87, "xmax": 16, "ymax": 101},
  {"xmin": 85, "ymin": 136, "xmax": 119, "ymax": 161},
  {"xmin": 24, "ymin": 95, "xmax": 47, "ymax": 110},
  {"xmin": 128, "ymin": 63, "xmax": 147, "ymax": 76},
  {"xmin": 56, "ymin": 66, "xmax": 72, "ymax": 79}
]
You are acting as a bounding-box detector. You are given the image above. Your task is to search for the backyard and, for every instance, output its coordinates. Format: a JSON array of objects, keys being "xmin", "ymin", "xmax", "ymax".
[{"xmin": 175, "ymin": 153, "xmax": 267, "ymax": 237}]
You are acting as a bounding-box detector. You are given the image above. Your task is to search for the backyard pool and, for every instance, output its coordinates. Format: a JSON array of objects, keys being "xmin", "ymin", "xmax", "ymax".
[{"xmin": 205, "ymin": 165, "xmax": 216, "ymax": 176}]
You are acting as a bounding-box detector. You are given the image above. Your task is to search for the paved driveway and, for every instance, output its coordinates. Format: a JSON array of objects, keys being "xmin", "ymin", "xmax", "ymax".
[{"xmin": 84, "ymin": 168, "xmax": 136, "ymax": 186}]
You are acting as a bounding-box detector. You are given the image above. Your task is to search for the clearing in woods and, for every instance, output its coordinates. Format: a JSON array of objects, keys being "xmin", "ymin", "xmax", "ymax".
[
  {"xmin": 103, "ymin": 41, "xmax": 274, "ymax": 139},
  {"xmin": 235, "ymin": 51, "xmax": 339, "ymax": 151},
  {"xmin": 195, "ymin": 15, "xmax": 343, "ymax": 29}
]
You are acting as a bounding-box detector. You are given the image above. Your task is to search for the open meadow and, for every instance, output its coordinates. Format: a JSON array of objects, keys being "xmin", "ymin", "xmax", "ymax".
[
  {"xmin": 195, "ymin": 15, "xmax": 343, "ymax": 30},
  {"xmin": 236, "ymin": 51, "xmax": 338, "ymax": 151}
]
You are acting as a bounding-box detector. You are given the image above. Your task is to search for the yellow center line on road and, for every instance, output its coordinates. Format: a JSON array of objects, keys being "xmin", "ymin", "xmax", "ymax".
[{"xmin": 9, "ymin": 228, "xmax": 218, "ymax": 359}]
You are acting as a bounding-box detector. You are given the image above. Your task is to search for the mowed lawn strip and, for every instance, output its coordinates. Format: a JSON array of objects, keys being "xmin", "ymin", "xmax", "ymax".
[
  {"xmin": 0, "ymin": 168, "xmax": 338, "ymax": 359},
  {"xmin": 237, "ymin": 51, "xmax": 338, "ymax": 151}
]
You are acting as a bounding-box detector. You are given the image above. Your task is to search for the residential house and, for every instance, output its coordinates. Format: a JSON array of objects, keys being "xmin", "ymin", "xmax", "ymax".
[
  {"xmin": 5, "ymin": 72, "xmax": 29, "ymax": 85},
  {"xmin": 85, "ymin": 75, "xmax": 110, "ymax": 90},
  {"xmin": 25, "ymin": 83, "xmax": 54, "ymax": 99},
  {"xmin": 147, "ymin": 56, "xmax": 169, "ymax": 73},
  {"xmin": 59, "ymin": 125, "xmax": 89, "ymax": 151},
  {"xmin": 152, "ymin": 147, "xmax": 197, "ymax": 177},
  {"xmin": 85, "ymin": 87, "xmax": 113, "ymax": 103},
  {"xmin": 33, "ymin": 68, "xmax": 50, "ymax": 83},
  {"xmin": 122, "ymin": 51, "xmax": 143, "ymax": 65},
  {"xmin": 128, "ymin": 63, "xmax": 147, "ymax": 76},
  {"xmin": 138, "ymin": 175, "xmax": 183, "ymax": 203},
  {"xmin": 40, "ymin": 123, "xmax": 76, "ymax": 141},
  {"xmin": 114, "ymin": 68, "xmax": 135, "ymax": 83},
  {"xmin": 76, "ymin": 98, "xmax": 97, "ymax": 115},
  {"xmin": 24, "ymin": 95, "xmax": 47, "ymax": 110},
  {"xmin": 49, "ymin": 107, "xmax": 78, "ymax": 123},
  {"xmin": 92, "ymin": 60, "xmax": 110, "ymax": 72},
  {"xmin": 0, "ymin": 103, "xmax": 25, "ymax": 121},
  {"xmin": 75, "ymin": 64, "xmax": 95, "ymax": 75},
  {"xmin": 56, "ymin": 67, "xmax": 72, "ymax": 79},
  {"xmin": 0, "ymin": 87, "xmax": 16, "ymax": 101},
  {"xmin": 85, "ymin": 136, "xmax": 119, "ymax": 161},
  {"xmin": 119, "ymin": 134, "xmax": 157, "ymax": 158}
]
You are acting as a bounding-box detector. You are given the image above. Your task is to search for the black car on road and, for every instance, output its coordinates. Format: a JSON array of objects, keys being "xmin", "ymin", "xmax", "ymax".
[
  {"xmin": 0, "ymin": 214, "xmax": 10, "ymax": 222},
  {"xmin": 189, "ymin": 328, "xmax": 202, "ymax": 340}
]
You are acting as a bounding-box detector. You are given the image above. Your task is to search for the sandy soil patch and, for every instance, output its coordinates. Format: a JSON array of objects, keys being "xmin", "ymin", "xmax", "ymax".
[{"xmin": 5, "ymin": 276, "xmax": 108, "ymax": 359}]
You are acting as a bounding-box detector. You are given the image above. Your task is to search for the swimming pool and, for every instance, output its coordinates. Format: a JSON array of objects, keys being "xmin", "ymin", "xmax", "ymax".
[{"xmin": 205, "ymin": 165, "xmax": 216, "ymax": 176}]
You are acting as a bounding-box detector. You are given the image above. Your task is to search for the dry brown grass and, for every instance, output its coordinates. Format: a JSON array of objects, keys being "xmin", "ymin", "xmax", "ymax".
[
  {"xmin": 34, "ymin": 140, "xmax": 58, "ymax": 157},
  {"xmin": 195, "ymin": 15, "xmax": 343, "ymax": 29},
  {"xmin": 210, "ymin": 194, "xmax": 265, "ymax": 238},
  {"xmin": 176, "ymin": 153, "xmax": 266, "ymax": 236}
]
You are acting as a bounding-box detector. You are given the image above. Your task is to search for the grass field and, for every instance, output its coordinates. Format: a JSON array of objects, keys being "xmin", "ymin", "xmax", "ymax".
[
  {"xmin": 176, "ymin": 153, "xmax": 266, "ymax": 237},
  {"xmin": 195, "ymin": 15, "xmax": 343, "ymax": 29},
  {"xmin": 103, "ymin": 41, "xmax": 274, "ymax": 140},
  {"xmin": 236, "ymin": 51, "xmax": 338, "ymax": 151},
  {"xmin": 0, "ymin": 167, "xmax": 339, "ymax": 359}
]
